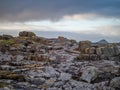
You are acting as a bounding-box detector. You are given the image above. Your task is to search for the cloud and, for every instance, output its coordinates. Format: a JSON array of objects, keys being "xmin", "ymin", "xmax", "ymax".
[{"xmin": 0, "ymin": 0, "xmax": 120, "ymax": 22}]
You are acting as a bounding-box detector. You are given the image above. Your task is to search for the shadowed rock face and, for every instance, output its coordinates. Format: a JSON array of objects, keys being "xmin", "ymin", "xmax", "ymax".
[
  {"xmin": 0, "ymin": 34, "xmax": 13, "ymax": 40},
  {"xmin": 0, "ymin": 31, "xmax": 120, "ymax": 90}
]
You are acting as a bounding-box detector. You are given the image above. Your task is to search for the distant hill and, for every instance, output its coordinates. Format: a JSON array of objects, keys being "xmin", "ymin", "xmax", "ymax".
[{"xmin": 96, "ymin": 39, "xmax": 109, "ymax": 45}]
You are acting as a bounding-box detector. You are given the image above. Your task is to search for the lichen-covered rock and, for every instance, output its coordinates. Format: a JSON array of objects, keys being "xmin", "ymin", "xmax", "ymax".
[
  {"xmin": 19, "ymin": 31, "xmax": 36, "ymax": 37},
  {"xmin": 78, "ymin": 41, "xmax": 91, "ymax": 53}
]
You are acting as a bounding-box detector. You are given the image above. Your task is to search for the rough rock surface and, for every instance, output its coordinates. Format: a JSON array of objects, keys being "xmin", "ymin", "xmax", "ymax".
[
  {"xmin": 0, "ymin": 31, "xmax": 120, "ymax": 90},
  {"xmin": 19, "ymin": 31, "xmax": 36, "ymax": 37}
]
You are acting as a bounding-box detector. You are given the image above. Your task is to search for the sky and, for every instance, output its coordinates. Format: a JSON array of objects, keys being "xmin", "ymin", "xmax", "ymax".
[{"xmin": 0, "ymin": 0, "xmax": 120, "ymax": 42}]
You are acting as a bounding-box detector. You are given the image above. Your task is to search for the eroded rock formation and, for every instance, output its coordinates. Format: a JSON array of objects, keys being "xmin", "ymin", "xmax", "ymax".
[{"xmin": 0, "ymin": 31, "xmax": 119, "ymax": 90}]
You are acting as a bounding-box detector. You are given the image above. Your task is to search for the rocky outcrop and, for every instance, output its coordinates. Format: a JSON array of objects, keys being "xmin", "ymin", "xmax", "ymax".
[
  {"xmin": 78, "ymin": 41, "xmax": 91, "ymax": 53},
  {"xmin": 19, "ymin": 31, "xmax": 36, "ymax": 37},
  {"xmin": 0, "ymin": 31, "xmax": 120, "ymax": 90},
  {"xmin": 77, "ymin": 45, "xmax": 120, "ymax": 61},
  {"xmin": 0, "ymin": 34, "xmax": 13, "ymax": 40}
]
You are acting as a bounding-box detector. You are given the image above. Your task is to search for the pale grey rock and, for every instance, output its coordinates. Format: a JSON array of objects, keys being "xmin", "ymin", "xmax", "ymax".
[
  {"xmin": 54, "ymin": 81, "xmax": 65, "ymax": 87},
  {"xmin": 16, "ymin": 55, "xmax": 24, "ymax": 61},
  {"xmin": 0, "ymin": 54, "xmax": 13, "ymax": 61},
  {"xmin": 44, "ymin": 66, "xmax": 59, "ymax": 78},
  {"xmin": 80, "ymin": 66, "xmax": 98, "ymax": 83},
  {"xmin": 58, "ymin": 72, "xmax": 72, "ymax": 81},
  {"xmin": 45, "ymin": 78, "xmax": 56, "ymax": 87},
  {"xmin": 70, "ymin": 80, "xmax": 93, "ymax": 90},
  {"xmin": 47, "ymin": 87, "xmax": 62, "ymax": 90},
  {"xmin": 9, "ymin": 47, "xmax": 17, "ymax": 51}
]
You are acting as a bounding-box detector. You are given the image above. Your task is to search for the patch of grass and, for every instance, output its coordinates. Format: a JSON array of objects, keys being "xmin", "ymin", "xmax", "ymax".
[
  {"xmin": 6, "ymin": 39, "xmax": 14, "ymax": 45},
  {"xmin": 0, "ymin": 39, "xmax": 14, "ymax": 46}
]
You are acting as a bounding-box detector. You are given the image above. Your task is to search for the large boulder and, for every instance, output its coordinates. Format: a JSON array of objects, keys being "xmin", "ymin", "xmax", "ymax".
[
  {"xmin": 19, "ymin": 31, "xmax": 36, "ymax": 37},
  {"xmin": 78, "ymin": 41, "xmax": 91, "ymax": 53},
  {"xmin": 80, "ymin": 66, "xmax": 98, "ymax": 83},
  {"xmin": 1, "ymin": 34, "xmax": 13, "ymax": 40}
]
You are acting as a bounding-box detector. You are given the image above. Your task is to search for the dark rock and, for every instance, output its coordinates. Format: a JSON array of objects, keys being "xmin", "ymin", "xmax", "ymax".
[
  {"xmin": 2, "ymin": 34, "xmax": 13, "ymax": 40},
  {"xmin": 19, "ymin": 31, "xmax": 36, "ymax": 37}
]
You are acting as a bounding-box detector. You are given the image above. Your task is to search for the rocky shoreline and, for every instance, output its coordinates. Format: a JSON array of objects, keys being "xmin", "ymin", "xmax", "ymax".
[{"xmin": 0, "ymin": 31, "xmax": 120, "ymax": 90}]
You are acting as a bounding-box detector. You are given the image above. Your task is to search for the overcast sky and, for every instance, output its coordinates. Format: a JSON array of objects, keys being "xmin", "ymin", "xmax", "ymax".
[{"xmin": 0, "ymin": 0, "xmax": 120, "ymax": 42}]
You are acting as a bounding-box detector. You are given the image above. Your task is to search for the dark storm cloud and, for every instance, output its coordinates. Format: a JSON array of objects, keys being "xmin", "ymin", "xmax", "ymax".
[{"xmin": 0, "ymin": 0, "xmax": 120, "ymax": 22}]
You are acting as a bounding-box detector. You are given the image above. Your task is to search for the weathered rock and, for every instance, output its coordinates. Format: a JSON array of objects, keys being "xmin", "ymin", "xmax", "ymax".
[
  {"xmin": 13, "ymin": 82, "xmax": 31, "ymax": 90},
  {"xmin": 80, "ymin": 66, "xmax": 98, "ymax": 83},
  {"xmin": 54, "ymin": 81, "xmax": 65, "ymax": 87},
  {"xmin": 29, "ymin": 78, "xmax": 45, "ymax": 85},
  {"xmin": 16, "ymin": 55, "xmax": 24, "ymax": 61},
  {"xmin": 101, "ymin": 46, "xmax": 120, "ymax": 57},
  {"xmin": 2, "ymin": 35, "xmax": 13, "ymax": 40},
  {"xmin": 0, "ymin": 65, "xmax": 15, "ymax": 70},
  {"xmin": 76, "ymin": 54, "xmax": 90, "ymax": 60},
  {"xmin": 0, "ymin": 70, "xmax": 26, "ymax": 82},
  {"xmin": 19, "ymin": 31, "xmax": 36, "ymax": 37},
  {"xmin": 0, "ymin": 31, "xmax": 120, "ymax": 90},
  {"xmin": 9, "ymin": 47, "xmax": 17, "ymax": 51},
  {"xmin": 78, "ymin": 41, "xmax": 91, "ymax": 53},
  {"xmin": 110, "ymin": 77, "xmax": 120, "ymax": 89},
  {"xmin": 89, "ymin": 47, "xmax": 96, "ymax": 54},
  {"xmin": 96, "ymin": 47, "xmax": 102, "ymax": 55},
  {"xmin": 0, "ymin": 54, "xmax": 13, "ymax": 61},
  {"xmin": 44, "ymin": 66, "xmax": 59, "ymax": 78},
  {"xmin": 45, "ymin": 78, "xmax": 56, "ymax": 87},
  {"xmin": 70, "ymin": 80, "xmax": 93, "ymax": 90},
  {"xmin": 59, "ymin": 73, "xmax": 72, "ymax": 81}
]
